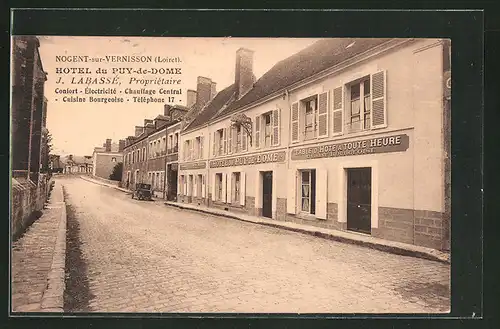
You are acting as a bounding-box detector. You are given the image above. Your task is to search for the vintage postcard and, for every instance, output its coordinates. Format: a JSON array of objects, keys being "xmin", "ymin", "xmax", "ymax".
[{"xmin": 10, "ymin": 35, "xmax": 451, "ymax": 314}]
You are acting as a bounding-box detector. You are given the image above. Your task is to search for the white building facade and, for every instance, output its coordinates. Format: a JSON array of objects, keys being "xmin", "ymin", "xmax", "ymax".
[{"xmin": 177, "ymin": 38, "xmax": 451, "ymax": 251}]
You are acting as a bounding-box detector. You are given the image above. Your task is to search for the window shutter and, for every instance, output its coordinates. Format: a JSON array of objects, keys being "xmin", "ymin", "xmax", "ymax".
[
  {"xmin": 212, "ymin": 132, "xmax": 216, "ymax": 156},
  {"xmin": 287, "ymin": 169, "xmax": 297, "ymax": 214},
  {"xmin": 255, "ymin": 115, "xmax": 260, "ymax": 148},
  {"xmin": 272, "ymin": 107, "xmax": 281, "ymax": 146},
  {"xmin": 190, "ymin": 140, "xmax": 194, "ymax": 160},
  {"xmin": 318, "ymin": 91, "xmax": 329, "ymax": 138},
  {"xmin": 192, "ymin": 175, "xmax": 197, "ymax": 197},
  {"xmin": 240, "ymin": 172, "xmax": 246, "ymax": 206},
  {"xmin": 228, "ymin": 127, "xmax": 233, "ymax": 154},
  {"xmin": 211, "ymin": 174, "xmax": 216, "ymax": 201},
  {"xmin": 332, "ymin": 86, "xmax": 344, "ymax": 135},
  {"xmin": 291, "ymin": 102, "xmax": 299, "ymax": 143},
  {"xmin": 223, "ymin": 128, "xmax": 227, "ymax": 155},
  {"xmin": 315, "ymin": 169, "xmax": 328, "ymax": 219},
  {"xmin": 202, "ymin": 175, "xmax": 206, "ymax": 198},
  {"xmin": 200, "ymin": 137, "xmax": 204, "ymax": 159},
  {"xmin": 371, "ymin": 70, "xmax": 387, "ymax": 129},
  {"xmin": 222, "ymin": 173, "xmax": 227, "ymax": 203},
  {"xmin": 184, "ymin": 176, "xmax": 187, "ymax": 196},
  {"xmin": 242, "ymin": 129, "xmax": 247, "ymax": 151},
  {"xmin": 227, "ymin": 172, "xmax": 233, "ymax": 203}
]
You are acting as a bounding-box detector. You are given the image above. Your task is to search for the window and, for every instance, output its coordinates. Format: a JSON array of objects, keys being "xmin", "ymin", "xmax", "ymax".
[
  {"xmin": 303, "ymin": 96, "xmax": 318, "ymax": 140},
  {"xmin": 112, "ymin": 157, "xmax": 116, "ymax": 163},
  {"xmin": 300, "ymin": 170, "xmax": 316, "ymax": 215},
  {"xmin": 216, "ymin": 173, "xmax": 223, "ymax": 201},
  {"xmin": 263, "ymin": 112, "xmax": 272, "ymax": 147},
  {"xmin": 143, "ymin": 147, "xmax": 146, "ymax": 161},
  {"xmin": 195, "ymin": 136, "xmax": 202, "ymax": 159},
  {"xmin": 197, "ymin": 174, "xmax": 203, "ymax": 197},
  {"xmin": 188, "ymin": 175, "xmax": 194, "ymax": 196},
  {"xmin": 184, "ymin": 140, "xmax": 191, "ymax": 160},
  {"xmin": 233, "ymin": 172, "xmax": 241, "ymax": 203},
  {"xmin": 179, "ymin": 175, "xmax": 184, "ymax": 194},
  {"xmin": 348, "ymin": 79, "xmax": 371, "ymax": 132},
  {"xmin": 217, "ymin": 129, "xmax": 224, "ymax": 155},
  {"xmin": 236, "ymin": 126, "xmax": 242, "ymax": 152},
  {"xmin": 168, "ymin": 135, "xmax": 173, "ymax": 153},
  {"xmin": 174, "ymin": 133, "xmax": 179, "ymax": 152},
  {"xmin": 162, "ymin": 137, "xmax": 166, "ymax": 154},
  {"xmin": 156, "ymin": 172, "xmax": 160, "ymax": 189}
]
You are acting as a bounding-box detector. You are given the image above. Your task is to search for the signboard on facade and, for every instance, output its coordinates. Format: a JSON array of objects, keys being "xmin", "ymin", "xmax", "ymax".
[
  {"xmin": 179, "ymin": 162, "xmax": 206, "ymax": 170},
  {"xmin": 291, "ymin": 134, "xmax": 409, "ymax": 161},
  {"xmin": 444, "ymin": 70, "xmax": 451, "ymax": 100},
  {"xmin": 166, "ymin": 153, "xmax": 178, "ymax": 163},
  {"xmin": 209, "ymin": 151, "xmax": 286, "ymax": 168}
]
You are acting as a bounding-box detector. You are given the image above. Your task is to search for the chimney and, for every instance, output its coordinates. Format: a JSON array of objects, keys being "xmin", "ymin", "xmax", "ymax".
[
  {"xmin": 118, "ymin": 139, "xmax": 125, "ymax": 152},
  {"xmin": 144, "ymin": 119, "xmax": 154, "ymax": 127},
  {"xmin": 145, "ymin": 125, "xmax": 155, "ymax": 135},
  {"xmin": 210, "ymin": 82, "xmax": 217, "ymax": 100},
  {"xmin": 196, "ymin": 76, "xmax": 213, "ymax": 109},
  {"xmin": 105, "ymin": 139, "xmax": 112, "ymax": 152},
  {"xmin": 234, "ymin": 48, "xmax": 255, "ymax": 100},
  {"xmin": 164, "ymin": 104, "xmax": 172, "ymax": 118},
  {"xmin": 134, "ymin": 126, "xmax": 144, "ymax": 137},
  {"xmin": 186, "ymin": 89, "xmax": 197, "ymax": 108}
]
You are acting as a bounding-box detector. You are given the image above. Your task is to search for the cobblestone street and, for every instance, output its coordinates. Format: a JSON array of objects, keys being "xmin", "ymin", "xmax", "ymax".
[{"xmin": 61, "ymin": 176, "xmax": 450, "ymax": 313}]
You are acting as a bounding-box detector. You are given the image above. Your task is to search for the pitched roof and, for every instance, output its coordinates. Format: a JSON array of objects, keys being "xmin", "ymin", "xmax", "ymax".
[
  {"xmin": 183, "ymin": 84, "xmax": 236, "ymax": 132},
  {"xmin": 211, "ymin": 38, "xmax": 392, "ymax": 121}
]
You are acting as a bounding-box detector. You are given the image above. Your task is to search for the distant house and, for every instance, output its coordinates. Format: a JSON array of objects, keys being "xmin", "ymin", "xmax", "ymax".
[
  {"xmin": 92, "ymin": 139, "xmax": 124, "ymax": 180},
  {"xmin": 62, "ymin": 155, "xmax": 93, "ymax": 174},
  {"xmin": 48, "ymin": 154, "xmax": 63, "ymax": 173}
]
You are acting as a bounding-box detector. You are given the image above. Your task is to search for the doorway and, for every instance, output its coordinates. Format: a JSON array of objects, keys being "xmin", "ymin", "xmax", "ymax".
[
  {"xmin": 262, "ymin": 171, "xmax": 273, "ymax": 218},
  {"xmin": 347, "ymin": 167, "xmax": 372, "ymax": 234},
  {"xmin": 167, "ymin": 164, "xmax": 178, "ymax": 201}
]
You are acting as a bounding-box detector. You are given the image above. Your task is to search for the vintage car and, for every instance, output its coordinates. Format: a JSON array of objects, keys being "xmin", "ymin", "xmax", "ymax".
[{"xmin": 131, "ymin": 183, "xmax": 152, "ymax": 201}]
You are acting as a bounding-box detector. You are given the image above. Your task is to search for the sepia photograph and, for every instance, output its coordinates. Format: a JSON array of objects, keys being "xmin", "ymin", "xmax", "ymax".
[{"xmin": 10, "ymin": 35, "xmax": 452, "ymax": 314}]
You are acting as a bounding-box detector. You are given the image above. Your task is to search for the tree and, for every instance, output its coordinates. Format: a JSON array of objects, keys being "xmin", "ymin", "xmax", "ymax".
[
  {"xmin": 109, "ymin": 162, "xmax": 123, "ymax": 181},
  {"xmin": 230, "ymin": 113, "xmax": 253, "ymax": 146},
  {"xmin": 40, "ymin": 128, "xmax": 52, "ymax": 173}
]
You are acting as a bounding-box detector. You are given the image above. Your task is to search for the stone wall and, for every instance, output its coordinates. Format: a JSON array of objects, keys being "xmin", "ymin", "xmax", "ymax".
[
  {"xmin": 373, "ymin": 207, "xmax": 415, "ymax": 245},
  {"xmin": 11, "ymin": 174, "xmax": 51, "ymax": 240}
]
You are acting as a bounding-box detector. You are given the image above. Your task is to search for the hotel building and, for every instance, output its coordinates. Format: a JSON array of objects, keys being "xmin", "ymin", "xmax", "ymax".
[{"xmin": 178, "ymin": 38, "xmax": 452, "ymax": 251}]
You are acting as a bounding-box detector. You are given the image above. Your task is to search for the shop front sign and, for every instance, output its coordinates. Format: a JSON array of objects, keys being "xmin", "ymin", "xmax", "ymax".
[
  {"xmin": 179, "ymin": 161, "xmax": 206, "ymax": 170},
  {"xmin": 166, "ymin": 153, "xmax": 178, "ymax": 162},
  {"xmin": 209, "ymin": 151, "xmax": 286, "ymax": 168},
  {"xmin": 291, "ymin": 134, "xmax": 409, "ymax": 161}
]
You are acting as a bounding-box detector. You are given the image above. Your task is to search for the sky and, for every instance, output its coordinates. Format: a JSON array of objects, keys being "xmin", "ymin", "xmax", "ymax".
[{"xmin": 37, "ymin": 36, "xmax": 321, "ymax": 156}]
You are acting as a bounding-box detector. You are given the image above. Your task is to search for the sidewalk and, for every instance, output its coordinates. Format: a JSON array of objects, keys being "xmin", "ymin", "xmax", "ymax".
[
  {"xmin": 11, "ymin": 181, "xmax": 67, "ymax": 313},
  {"xmin": 164, "ymin": 201, "xmax": 451, "ymax": 264},
  {"xmin": 80, "ymin": 175, "xmax": 130, "ymax": 194}
]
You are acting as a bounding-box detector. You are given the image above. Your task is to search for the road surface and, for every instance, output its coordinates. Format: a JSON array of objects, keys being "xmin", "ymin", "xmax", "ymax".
[{"xmin": 60, "ymin": 176, "xmax": 450, "ymax": 313}]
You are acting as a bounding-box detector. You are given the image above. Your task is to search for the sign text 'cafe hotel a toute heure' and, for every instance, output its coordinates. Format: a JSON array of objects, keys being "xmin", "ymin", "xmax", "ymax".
[
  {"xmin": 291, "ymin": 134, "xmax": 410, "ymax": 161},
  {"xmin": 203, "ymin": 133, "xmax": 409, "ymax": 169}
]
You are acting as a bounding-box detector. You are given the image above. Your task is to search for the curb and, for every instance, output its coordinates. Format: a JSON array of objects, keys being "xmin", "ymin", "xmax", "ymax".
[
  {"xmin": 40, "ymin": 187, "xmax": 66, "ymax": 312},
  {"xmin": 79, "ymin": 176, "xmax": 131, "ymax": 194},
  {"xmin": 165, "ymin": 202, "xmax": 450, "ymax": 264}
]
